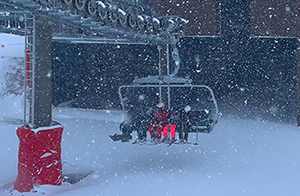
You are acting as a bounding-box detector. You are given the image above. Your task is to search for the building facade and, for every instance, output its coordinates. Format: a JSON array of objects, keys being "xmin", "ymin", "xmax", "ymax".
[
  {"xmin": 251, "ymin": 0, "xmax": 300, "ymax": 37},
  {"xmin": 150, "ymin": 0, "xmax": 300, "ymax": 38}
]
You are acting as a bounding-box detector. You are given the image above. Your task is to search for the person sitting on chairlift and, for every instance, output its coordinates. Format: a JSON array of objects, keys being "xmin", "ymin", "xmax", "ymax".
[
  {"xmin": 162, "ymin": 109, "xmax": 179, "ymax": 143},
  {"xmin": 148, "ymin": 102, "xmax": 168, "ymax": 140},
  {"xmin": 179, "ymin": 105, "xmax": 196, "ymax": 143}
]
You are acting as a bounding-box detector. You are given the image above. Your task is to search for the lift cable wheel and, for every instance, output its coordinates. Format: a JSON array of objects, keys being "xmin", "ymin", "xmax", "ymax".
[{"xmin": 0, "ymin": 0, "xmax": 187, "ymax": 45}]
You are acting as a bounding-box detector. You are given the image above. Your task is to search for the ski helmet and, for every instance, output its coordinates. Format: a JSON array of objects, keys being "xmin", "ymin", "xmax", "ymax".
[
  {"xmin": 156, "ymin": 102, "xmax": 165, "ymax": 108},
  {"xmin": 184, "ymin": 105, "xmax": 191, "ymax": 113}
]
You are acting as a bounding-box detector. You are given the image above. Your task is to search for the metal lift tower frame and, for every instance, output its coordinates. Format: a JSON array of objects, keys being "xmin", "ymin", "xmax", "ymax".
[{"xmin": 0, "ymin": 0, "xmax": 187, "ymax": 128}]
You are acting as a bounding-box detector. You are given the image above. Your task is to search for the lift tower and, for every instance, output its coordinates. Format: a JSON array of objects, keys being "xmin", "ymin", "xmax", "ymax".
[{"xmin": 0, "ymin": 0, "xmax": 187, "ymax": 192}]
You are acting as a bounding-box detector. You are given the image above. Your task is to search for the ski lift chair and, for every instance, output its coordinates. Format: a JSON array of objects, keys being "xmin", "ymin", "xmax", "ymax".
[{"xmin": 118, "ymin": 75, "xmax": 219, "ymax": 141}]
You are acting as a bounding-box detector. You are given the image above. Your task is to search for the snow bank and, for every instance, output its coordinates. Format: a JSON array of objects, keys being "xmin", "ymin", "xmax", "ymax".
[
  {"xmin": 1, "ymin": 108, "xmax": 300, "ymax": 196},
  {"xmin": 0, "ymin": 34, "xmax": 25, "ymax": 121},
  {"xmin": 0, "ymin": 33, "xmax": 24, "ymax": 57},
  {"xmin": 0, "ymin": 94, "xmax": 23, "ymax": 120}
]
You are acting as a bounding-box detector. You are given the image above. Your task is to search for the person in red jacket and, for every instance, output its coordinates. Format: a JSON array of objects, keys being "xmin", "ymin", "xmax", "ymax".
[
  {"xmin": 153, "ymin": 102, "xmax": 168, "ymax": 122},
  {"xmin": 148, "ymin": 102, "xmax": 168, "ymax": 141},
  {"xmin": 162, "ymin": 110, "xmax": 179, "ymax": 143}
]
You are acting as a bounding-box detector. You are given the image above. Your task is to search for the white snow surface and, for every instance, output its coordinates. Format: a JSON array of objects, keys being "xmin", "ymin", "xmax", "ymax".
[
  {"xmin": 0, "ymin": 107, "xmax": 300, "ymax": 196},
  {"xmin": 0, "ymin": 33, "xmax": 24, "ymax": 57},
  {"xmin": 0, "ymin": 33, "xmax": 24, "ymax": 121}
]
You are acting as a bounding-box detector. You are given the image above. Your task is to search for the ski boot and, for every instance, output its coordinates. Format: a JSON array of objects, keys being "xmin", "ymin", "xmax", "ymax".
[
  {"xmin": 109, "ymin": 133, "xmax": 132, "ymax": 142},
  {"xmin": 161, "ymin": 136, "xmax": 170, "ymax": 143}
]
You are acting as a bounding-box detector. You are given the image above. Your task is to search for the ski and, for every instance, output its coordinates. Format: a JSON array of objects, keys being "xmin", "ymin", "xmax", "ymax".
[
  {"xmin": 167, "ymin": 139, "xmax": 177, "ymax": 146},
  {"xmin": 132, "ymin": 140, "xmax": 160, "ymax": 146},
  {"xmin": 132, "ymin": 139, "xmax": 179, "ymax": 146},
  {"xmin": 131, "ymin": 138, "xmax": 198, "ymax": 146},
  {"xmin": 132, "ymin": 138, "xmax": 168, "ymax": 146},
  {"xmin": 173, "ymin": 141, "xmax": 192, "ymax": 145}
]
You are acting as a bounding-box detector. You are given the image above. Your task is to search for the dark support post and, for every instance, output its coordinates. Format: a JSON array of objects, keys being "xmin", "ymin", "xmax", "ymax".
[
  {"xmin": 297, "ymin": 42, "xmax": 300, "ymax": 126},
  {"xmin": 14, "ymin": 16, "xmax": 64, "ymax": 193},
  {"xmin": 158, "ymin": 45, "xmax": 169, "ymax": 108},
  {"xmin": 160, "ymin": 44, "xmax": 168, "ymax": 76},
  {"xmin": 34, "ymin": 16, "xmax": 53, "ymax": 128}
]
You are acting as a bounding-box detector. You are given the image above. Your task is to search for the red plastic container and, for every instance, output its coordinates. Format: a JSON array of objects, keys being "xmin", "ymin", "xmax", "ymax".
[{"xmin": 14, "ymin": 122, "xmax": 64, "ymax": 192}]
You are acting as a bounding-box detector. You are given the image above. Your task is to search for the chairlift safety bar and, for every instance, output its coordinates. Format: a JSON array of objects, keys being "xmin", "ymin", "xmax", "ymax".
[{"xmin": 118, "ymin": 84, "xmax": 219, "ymax": 117}]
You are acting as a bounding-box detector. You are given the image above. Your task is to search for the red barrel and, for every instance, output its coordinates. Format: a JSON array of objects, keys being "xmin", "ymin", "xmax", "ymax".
[{"xmin": 14, "ymin": 122, "xmax": 64, "ymax": 192}]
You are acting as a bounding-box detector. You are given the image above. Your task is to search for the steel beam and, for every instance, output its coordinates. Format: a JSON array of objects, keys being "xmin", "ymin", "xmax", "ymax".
[{"xmin": 0, "ymin": 0, "xmax": 186, "ymax": 45}]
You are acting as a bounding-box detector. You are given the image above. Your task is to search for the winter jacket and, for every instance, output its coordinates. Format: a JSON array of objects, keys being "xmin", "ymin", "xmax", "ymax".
[
  {"xmin": 181, "ymin": 111, "xmax": 196, "ymax": 127},
  {"xmin": 153, "ymin": 109, "xmax": 168, "ymax": 122}
]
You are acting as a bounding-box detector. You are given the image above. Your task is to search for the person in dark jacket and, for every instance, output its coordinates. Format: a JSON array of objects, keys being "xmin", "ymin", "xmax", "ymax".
[
  {"xmin": 110, "ymin": 105, "xmax": 152, "ymax": 142},
  {"xmin": 138, "ymin": 107, "xmax": 154, "ymax": 141},
  {"xmin": 179, "ymin": 105, "xmax": 195, "ymax": 143}
]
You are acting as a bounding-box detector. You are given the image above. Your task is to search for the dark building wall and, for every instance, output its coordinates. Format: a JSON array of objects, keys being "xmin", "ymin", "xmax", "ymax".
[
  {"xmin": 220, "ymin": 0, "xmax": 251, "ymax": 39},
  {"xmin": 52, "ymin": 44, "xmax": 159, "ymax": 109},
  {"xmin": 149, "ymin": 0, "xmax": 300, "ymax": 37},
  {"xmin": 178, "ymin": 36, "xmax": 299, "ymax": 123},
  {"xmin": 52, "ymin": 36, "xmax": 299, "ymax": 122}
]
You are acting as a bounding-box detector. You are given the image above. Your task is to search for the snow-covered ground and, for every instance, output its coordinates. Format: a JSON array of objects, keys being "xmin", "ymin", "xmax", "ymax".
[
  {"xmin": 1, "ymin": 107, "xmax": 300, "ymax": 196},
  {"xmin": 1, "ymin": 33, "xmax": 300, "ymax": 196},
  {"xmin": 0, "ymin": 33, "xmax": 24, "ymax": 120}
]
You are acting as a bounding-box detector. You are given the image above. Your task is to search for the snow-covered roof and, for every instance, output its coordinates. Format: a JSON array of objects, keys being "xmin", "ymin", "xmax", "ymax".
[{"xmin": 133, "ymin": 75, "xmax": 192, "ymax": 85}]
